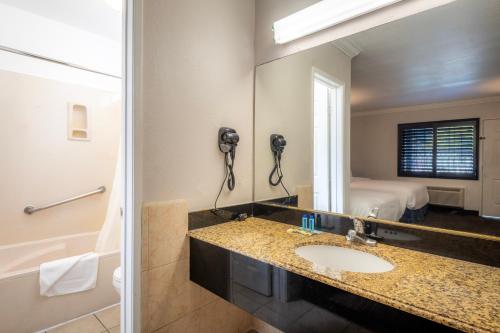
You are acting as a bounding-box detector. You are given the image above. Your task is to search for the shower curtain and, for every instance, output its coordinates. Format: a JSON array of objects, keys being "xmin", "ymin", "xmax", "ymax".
[{"xmin": 95, "ymin": 143, "xmax": 122, "ymax": 253}]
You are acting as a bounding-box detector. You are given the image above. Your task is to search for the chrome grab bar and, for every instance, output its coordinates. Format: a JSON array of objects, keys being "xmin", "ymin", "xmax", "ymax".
[{"xmin": 24, "ymin": 186, "xmax": 106, "ymax": 215}]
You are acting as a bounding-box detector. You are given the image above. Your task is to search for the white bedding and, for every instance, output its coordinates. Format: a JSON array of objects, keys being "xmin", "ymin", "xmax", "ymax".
[
  {"xmin": 351, "ymin": 178, "xmax": 429, "ymax": 211},
  {"xmin": 350, "ymin": 188, "xmax": 404, "ymax": 221}
]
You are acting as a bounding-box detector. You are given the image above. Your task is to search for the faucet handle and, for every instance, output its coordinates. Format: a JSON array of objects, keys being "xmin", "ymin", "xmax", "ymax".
[
  {"xmin": 346, "ymin": 228, "xmax": 377, "ymax": 246},
  {"xmin": 368, "ymin": 207, "xmax": 379, "ymax": 219},
  {"xmin": 346, "ymin": 229, "xmax": 357, "ymax": 242},
  {"xmin": 352, "ymin": 217, "xmax": 365, "ymax": 234}
]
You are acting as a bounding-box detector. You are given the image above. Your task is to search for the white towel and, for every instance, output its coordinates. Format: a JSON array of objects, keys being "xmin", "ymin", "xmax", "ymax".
[{"xmin": 40, "ymin": 252, "xmax": 98, "ymax": 297}]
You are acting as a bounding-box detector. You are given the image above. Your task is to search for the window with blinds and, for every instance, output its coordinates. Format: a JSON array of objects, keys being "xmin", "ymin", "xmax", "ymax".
[{"xmin": 398, "ymin": 119, "xmax": 479, "ymax": 180}]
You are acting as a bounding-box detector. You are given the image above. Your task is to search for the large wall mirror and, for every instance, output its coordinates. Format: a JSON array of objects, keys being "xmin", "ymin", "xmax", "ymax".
[{"xmin": 254, "ymin": 0, "xmax": 500, "ymax": 237}]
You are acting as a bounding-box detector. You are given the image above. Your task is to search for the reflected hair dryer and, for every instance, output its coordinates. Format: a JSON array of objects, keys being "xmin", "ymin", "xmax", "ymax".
[
  {"xmin": 269, "ymin": 134, "xmax": 286, "ymax": 186},
  {"xmin": 269, "ymin": 134, "xmax": 291, "ymax": 203}
]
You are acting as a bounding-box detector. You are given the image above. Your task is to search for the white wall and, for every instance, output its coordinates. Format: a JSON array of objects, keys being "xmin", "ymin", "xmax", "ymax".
[
  {"xmin": 351, "ymin": 97, "xmax": 500, "ymax": 211},
  {"xmin": 142, "ymin": 0, "xmax": 255, "ymax": 212},
  {"xmin": 254, "ymin": 0, "xmax": 455, "ymax": 65},
  {"xmin": 254, "ymin": 43, "xmax": 351, "ymax": 202},
  {"xmin": 0, "ymin": 70, "xmax": 121, "ymax": 245},
  {"xmin": 0, "ymin": 3, "xmax": 121, "ymax": 77}
]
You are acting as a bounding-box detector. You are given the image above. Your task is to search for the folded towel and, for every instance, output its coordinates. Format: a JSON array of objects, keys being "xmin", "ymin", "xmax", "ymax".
[{"xmin": 40, "ymin": 252, "xmax": 98, "ymax": 297}]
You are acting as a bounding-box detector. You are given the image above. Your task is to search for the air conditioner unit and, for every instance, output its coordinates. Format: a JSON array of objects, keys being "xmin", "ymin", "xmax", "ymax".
[{"xmin": 427, "ymin": 186, "xmax": 465, "ymax": 208}]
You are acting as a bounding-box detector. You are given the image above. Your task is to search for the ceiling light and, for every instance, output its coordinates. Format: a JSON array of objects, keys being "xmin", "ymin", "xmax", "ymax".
[
  {"xmin": 273, "ymin": 0, "xmax": 402, "ymax": 44},
  {"xmin": 105, "ymin": 0, "xmax": 122, "ymax": 12}
]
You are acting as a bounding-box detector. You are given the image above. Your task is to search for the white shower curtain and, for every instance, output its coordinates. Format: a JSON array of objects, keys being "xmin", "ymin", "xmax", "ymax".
[{"xmin": 95, "ymin": 144, "xmax": 122, "ymax": 253}]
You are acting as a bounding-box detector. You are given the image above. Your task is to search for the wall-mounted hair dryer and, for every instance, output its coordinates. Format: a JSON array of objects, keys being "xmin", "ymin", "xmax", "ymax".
[
  {"xmin": 269, "ymin": 134, "xmax": 290, "ymax": 202},
  {"xmin": 214, "ymin": 127, "xmax": 239, "ymax": 211},
  {"xmin": 218, "ymin": 127, "xmax": 240, "ymax": 156},
  {"xmin": 270, "ymin": 134, "xmax": 286, "ymax": 157}
]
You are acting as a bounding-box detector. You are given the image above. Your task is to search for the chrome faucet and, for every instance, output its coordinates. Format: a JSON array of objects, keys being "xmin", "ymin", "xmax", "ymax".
[{"xmin": 346, "ymin": 217, "xmax": 377, "ymax": 246}]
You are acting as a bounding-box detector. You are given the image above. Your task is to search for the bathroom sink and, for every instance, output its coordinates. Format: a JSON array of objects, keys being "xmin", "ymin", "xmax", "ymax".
[{"xmin": 295, "ymin": 245, "xmax": 394, "ymax": 273}]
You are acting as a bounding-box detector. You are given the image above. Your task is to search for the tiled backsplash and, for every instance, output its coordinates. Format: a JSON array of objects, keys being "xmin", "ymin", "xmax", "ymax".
[
  {"xmin": 141, "ymin": 200, "xmax": 254, "ymax": 333},
  {"xmin": 142, "ymin": 200, "xmax": 282, "ymax": 333}
]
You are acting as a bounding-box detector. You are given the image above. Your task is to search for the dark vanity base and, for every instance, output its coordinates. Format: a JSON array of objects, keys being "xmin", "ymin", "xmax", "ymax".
[{"xmin": 190, "ymin": 238, "xmax": 459, "ymax": 333}]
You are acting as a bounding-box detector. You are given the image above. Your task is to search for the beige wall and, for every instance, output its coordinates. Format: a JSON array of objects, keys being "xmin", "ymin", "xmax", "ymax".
[
  {"xmin": 0, "ymin": 70, "xmax": 120, "ymax": 245},
  {"xmin": 254, "ymin": 0, "xmax": 455, "ymax": 65},
  {"xmin": 139, "ymin": 0, "xmax": 460, "ymax": 210},
  {"xmin": 142, "ymin": 0, "xmax": 255, "ymax": 212},
  {"xmin": 254, "ymin": 43, "xmax": 351, "ymax": 202},
  {"xmin": 139, "ymin": 2, "xmax": 281, "ymax": 332},
  {"xmin": 351, "ymin": 97, "xmax": 500, "ymax": 211}
]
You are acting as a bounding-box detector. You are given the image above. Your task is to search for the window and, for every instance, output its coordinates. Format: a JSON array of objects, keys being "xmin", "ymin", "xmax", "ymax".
[{"xmin": 398, "ymin": 118, "xmax": 479, "ymax": 180}]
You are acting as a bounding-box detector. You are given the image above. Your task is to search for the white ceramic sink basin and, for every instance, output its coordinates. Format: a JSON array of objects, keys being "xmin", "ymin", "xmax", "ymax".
[{"xmin": 295, "ymin": 245, "xmax": 394, "ymax": 273}]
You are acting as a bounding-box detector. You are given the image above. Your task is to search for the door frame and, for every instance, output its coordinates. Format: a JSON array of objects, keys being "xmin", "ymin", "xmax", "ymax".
[
  {"xmin": 122, "ymin": 0, "xmax": 142, "ymax": 332},
  {"xmin": 311, "ymin": 67, "xmax": 350, "ymax": 214}
]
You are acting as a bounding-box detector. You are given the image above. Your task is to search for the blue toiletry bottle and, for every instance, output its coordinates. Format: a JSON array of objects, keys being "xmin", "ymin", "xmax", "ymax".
[
  {"xmin": 309, "ymin": 214, "xmax": 315, "ymax": 232},
  {"xmin": 301, "ymin": 214, "xmax": 308, "ymax": 230}
]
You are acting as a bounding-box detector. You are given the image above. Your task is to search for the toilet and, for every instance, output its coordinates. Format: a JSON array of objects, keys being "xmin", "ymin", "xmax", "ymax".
[{"xmin": 112, "ymin": 267, "xmax": 121, "ymax": 295}]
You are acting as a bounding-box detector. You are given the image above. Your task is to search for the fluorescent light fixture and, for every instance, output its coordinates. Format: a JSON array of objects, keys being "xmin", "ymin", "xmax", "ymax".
[{"xmin": 273, "ymin": 0, "xmax": 402, "ymax": 44}]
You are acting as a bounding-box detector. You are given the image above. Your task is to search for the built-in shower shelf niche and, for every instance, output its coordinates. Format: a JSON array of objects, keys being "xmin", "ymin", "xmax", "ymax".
[{"xmin": 68, "ymin": 103, "xmax": 90, "ymax": 141}]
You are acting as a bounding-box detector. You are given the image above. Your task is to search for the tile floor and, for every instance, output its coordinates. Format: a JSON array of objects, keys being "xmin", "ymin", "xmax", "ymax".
[{"xmin": 45, "ymin": 304, "xmax": 120, "ymax": 333}]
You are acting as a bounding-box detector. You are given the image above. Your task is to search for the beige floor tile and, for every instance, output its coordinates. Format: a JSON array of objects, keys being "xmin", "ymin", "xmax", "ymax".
[
  {"xmin": 109, "ymin": 325, "xmax": 120, "ymax": 333},
  {"xmin": 47, "ymin": 315, "xmax": 106, "ymax": 333},
  {"xmin": 198, "ymin": 298, "xmax": 252, "ymax": 333},
  {"xmin": 95, "ymin": 304, "xmax": 120, "ymax": 329},
  {"xmin": 154, "ymin": 309, "xmax": 201, "ymax": 333},
  {"xmin": 197, "ymin": 300, "xmax": 220, "ymax": 333}
]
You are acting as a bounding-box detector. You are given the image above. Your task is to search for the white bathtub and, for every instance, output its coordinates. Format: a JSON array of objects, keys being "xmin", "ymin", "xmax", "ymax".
[{"xmin": 0, "ymin": 232, "xmax": 120, "ymax": 333}]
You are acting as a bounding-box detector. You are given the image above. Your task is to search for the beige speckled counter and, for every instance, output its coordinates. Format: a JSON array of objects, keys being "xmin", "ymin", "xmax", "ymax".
[{"xmin": 189, "ymin": 217, "xmax": 500, "ymax": 333}]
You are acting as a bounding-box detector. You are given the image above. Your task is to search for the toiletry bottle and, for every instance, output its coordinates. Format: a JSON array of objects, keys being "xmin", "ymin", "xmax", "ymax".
[
  {"xmin": 301, "ymin": 214, "xmax": 308, "ymax": 230},
  {"xmin": 309, "ymin": 214, "xmax": 315, "ymax": 232}
]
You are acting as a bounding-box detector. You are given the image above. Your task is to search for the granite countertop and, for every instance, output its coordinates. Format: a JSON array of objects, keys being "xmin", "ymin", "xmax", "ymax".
[{"xmin": 189, "ymin": 217, "xmax": 500, "ymax": 333}]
